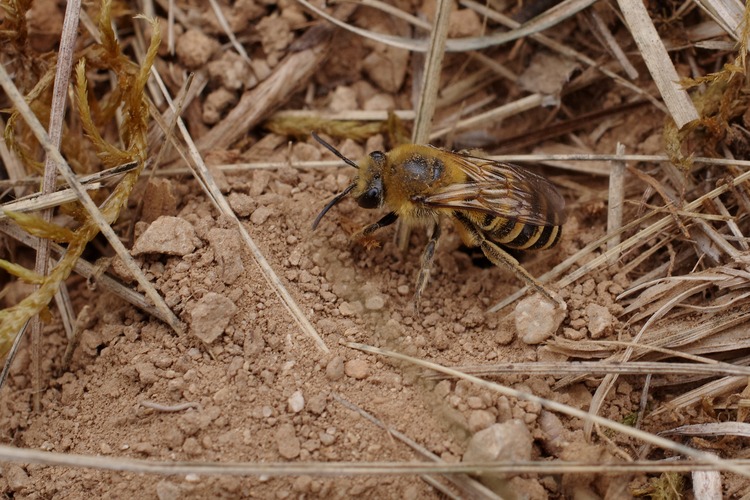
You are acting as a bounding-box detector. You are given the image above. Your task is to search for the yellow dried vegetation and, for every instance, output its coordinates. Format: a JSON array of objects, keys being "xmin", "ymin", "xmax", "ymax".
[{"xmin": 0, "ymin": 0, "xmax": 159, "ymax": 356}]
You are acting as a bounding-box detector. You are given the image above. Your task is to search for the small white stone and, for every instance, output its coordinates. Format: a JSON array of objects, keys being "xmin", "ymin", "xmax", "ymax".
[
  {"xmin": 365, "ymin": 295, "xmax": 385, "ymax": 310},
  {"xmin": 463, "ymin": 420, "xmax": 533, "ymax": 465},
  {"xmin": 288, "ymin": 390, "xmax": 305, "ymax": 413},
  {"xmin": 586, "ymin": 303, "xmax": 614, "ymax": 338},
  {"xmin": 515, "ymin": 294, "xmax": 567, "ymax": 344}
]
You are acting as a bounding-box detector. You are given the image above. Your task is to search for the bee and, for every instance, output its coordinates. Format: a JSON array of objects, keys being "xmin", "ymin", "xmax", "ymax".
[{"xmin": 311, "ymin": 133, "xmax": 566, "ymax": 307}]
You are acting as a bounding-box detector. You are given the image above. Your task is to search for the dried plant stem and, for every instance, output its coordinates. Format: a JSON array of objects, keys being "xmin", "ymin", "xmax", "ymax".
[
  {"xmin": 0, "ymin": 442, "xmax": 748, "ymax": 477},
  {"xmin": 617, "ymin": 0, "xmax": 699, "ymax": 127},
  {"xmin": 586, "ymin": 10, "xmax": 639, "ymax": 79},
  {"xmin": 423, "ymin": 360, "xmax": 750, "ymax": 378},
  {"xmin": 430, "ymin": 93, "xmax": 544, "ymax": 141},
  {"xmin": 412, "ymin": 0, "xmax": 450, "ymax": 144},
  {"xmin": 30, "ymin": 0, "xmax": 82, "ymax": 413},
  {"xmin": 606, "ymin": 144, "xmax": 626, "ymax": 264},
  {"xmin": 207, "ymin": 0, "xmax": 250, "ymax": 63},
  {"xmin": 270, "ymin": 110, "xmax": 415, "ymax": 122}
]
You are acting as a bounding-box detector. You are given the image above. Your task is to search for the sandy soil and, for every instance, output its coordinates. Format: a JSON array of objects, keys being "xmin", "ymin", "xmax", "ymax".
[{"xmin": 2, "ymin": 0, "xmax": 750, "ymax": 498}]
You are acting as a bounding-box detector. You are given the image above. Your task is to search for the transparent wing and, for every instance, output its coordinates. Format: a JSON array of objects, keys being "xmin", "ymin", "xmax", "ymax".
[{"xmin": 421, "ymin": 154, "xmax": 566, "ymax": 226}]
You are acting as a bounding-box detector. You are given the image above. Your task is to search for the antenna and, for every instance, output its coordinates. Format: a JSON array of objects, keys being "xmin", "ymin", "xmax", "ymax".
[{"xmin": 312, "ymin": 132, "xmax": 359, "ymax": 169}]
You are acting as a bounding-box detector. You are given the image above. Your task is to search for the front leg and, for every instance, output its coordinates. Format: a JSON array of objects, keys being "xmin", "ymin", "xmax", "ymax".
[
  {"xmin": 414, "ymin": 221, "xmax": 442, "ymax": 311},
  {"xmin": 353, "ymin": 211, "xmax": 398, "ymax": 249}
]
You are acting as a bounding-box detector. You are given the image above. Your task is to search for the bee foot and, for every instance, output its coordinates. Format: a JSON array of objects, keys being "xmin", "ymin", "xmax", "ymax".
[{"xmin": 354, "ymin": 234, "xmax": 381, "ymax": 250}]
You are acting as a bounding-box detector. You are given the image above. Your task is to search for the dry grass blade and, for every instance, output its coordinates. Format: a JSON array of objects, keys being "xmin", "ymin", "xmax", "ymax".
[
  {"xmin": 296, "ymin": 0, "xmax": 597, "ymax": 52},
  {"xmin": 430, "ymin": 94, "xmax": 545, "ymax": 141},
  {"xmin": 693, "ymin": 0, "xmax": 746, "ymax": 40},
  {"xmin": 411, "ymin": 0, "xmax": 450, "ymax": 145},
  {"xmin": 617, "ymin": 0, "xmax": 700, "ymax": 127},
  {"xmin": 0, "ymin": 162, "xmax": 138, "ymax": 219},
  {"xmin": 606, "ymin": 144, "xmax": 626, "ymax": 264},
  {"xmin": 207, "ymin": 0, "xmax": 250, "ymax": 63},
  {"xmin": 346, "ymin": 342, "xmax": 750, "ymax": 477},
  {"xmin": 586, "ymin": 10, "xmax": 639, "ymax": 79},
  {"xmin": 651, "ymin": 377, "xmax": 750, "ymax": 417},
  {"xmin": 422, "ymin": 360, "xmax": 750, "ymax": 378},
  {"xmin": 29, "ymin": 0, "xmax": 82, "ymax": 412},
  {"xmin": 661, "ymin": 422, "xmax": 750, "ymax": 438},
  {"xmin": 0, "ymin": 442, "xmax": 749, "ymax": 477}
]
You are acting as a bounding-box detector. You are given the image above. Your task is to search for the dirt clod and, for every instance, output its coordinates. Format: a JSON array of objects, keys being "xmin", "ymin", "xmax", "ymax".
[
  {"xmin": 176, "ymin": 29, "xmax": 219, "ymax": 69},
  {"xmin": 462, "ymin": 420, "xmax": 533, "ymax": 464},
  {"xmin": 344, "ymin": 359, "xmax": 370, "ymax": 379},
  {"xmin": 189, "ymin": 292, "xmax": 238, "ymax": 343},
  {"xmin": 287, "ymin": 390, "xmax": 305, "ymax": 413},
  {"xmin": 586, "ymin": 303, "xmax": 615, "ymax": 338},
  {"xmin": 276, "ymin": 423, "xmax": 301, "ymax": 459},
  {"xmin": 325, "ymin": 356, "xmax": 345, "ymax": 381},
  {"xmin": 131, "ymin": 216, "xmax": 198, "ymax": 256}
]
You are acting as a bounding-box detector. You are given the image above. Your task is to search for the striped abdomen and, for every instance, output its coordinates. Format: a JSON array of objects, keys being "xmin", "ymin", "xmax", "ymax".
[{"xmin": 480, "ymin": 214, "xmax": 562, "ymax": 250}]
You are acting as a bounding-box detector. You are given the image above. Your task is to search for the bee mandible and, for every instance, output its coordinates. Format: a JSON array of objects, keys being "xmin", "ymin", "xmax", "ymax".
[{"xmin": 311, "ymin": 133, "xmax": 566, "ymax": 307}]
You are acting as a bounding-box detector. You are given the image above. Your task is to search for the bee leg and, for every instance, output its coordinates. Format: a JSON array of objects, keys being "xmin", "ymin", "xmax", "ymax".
[
  {"xmin": 480, "ymin": 239, "xmax": 562, "ymax": 305},
  {"xmin": 454, "ymin": 214, "xmax": 561, "ymax": 306},
  {"xmin": 414, "ymin": 222, "xmax": 442, "ymax": 312},
  {"xmin": 353, "ymin": 212, "xmax": 398, "ymax": 248}
]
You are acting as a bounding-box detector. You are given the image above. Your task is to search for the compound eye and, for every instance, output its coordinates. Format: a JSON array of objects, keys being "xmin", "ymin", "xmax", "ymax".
[
  {"xmin": 357, "ymin": 176, "xmax": 383, "ymax": 208},
  {"xmin": 357, "ymin": 187, "xmax": 381, "ymax": 208},
  {"xmin": 369, "ymin": 151, "xmax": 386, "ymax": 163}
]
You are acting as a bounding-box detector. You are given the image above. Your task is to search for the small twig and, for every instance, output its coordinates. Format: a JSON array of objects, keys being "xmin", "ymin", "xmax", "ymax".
[
  {"xmin": 586, "ymin": 10, "xmax": 639, "ymax": 79},
  {"xmin": 139, "ymin": 401, "xmax": 201, "ymax": 413},
  {"xmin": 31, "ymin": 0, "xmax": 82, "ymax": 413},
  {"xmin": 606, "ymin": 143, "xmax": 627, "ymax": 265},
  {"xmin": 617, "ymin": 0, "xmax": 699, "ymax": 127}
]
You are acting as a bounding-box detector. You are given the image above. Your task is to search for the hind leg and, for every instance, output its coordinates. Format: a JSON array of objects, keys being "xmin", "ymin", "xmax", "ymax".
[{"xmin": 454, "ymin": 213, "xmax": 560, "ymax": 306}]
